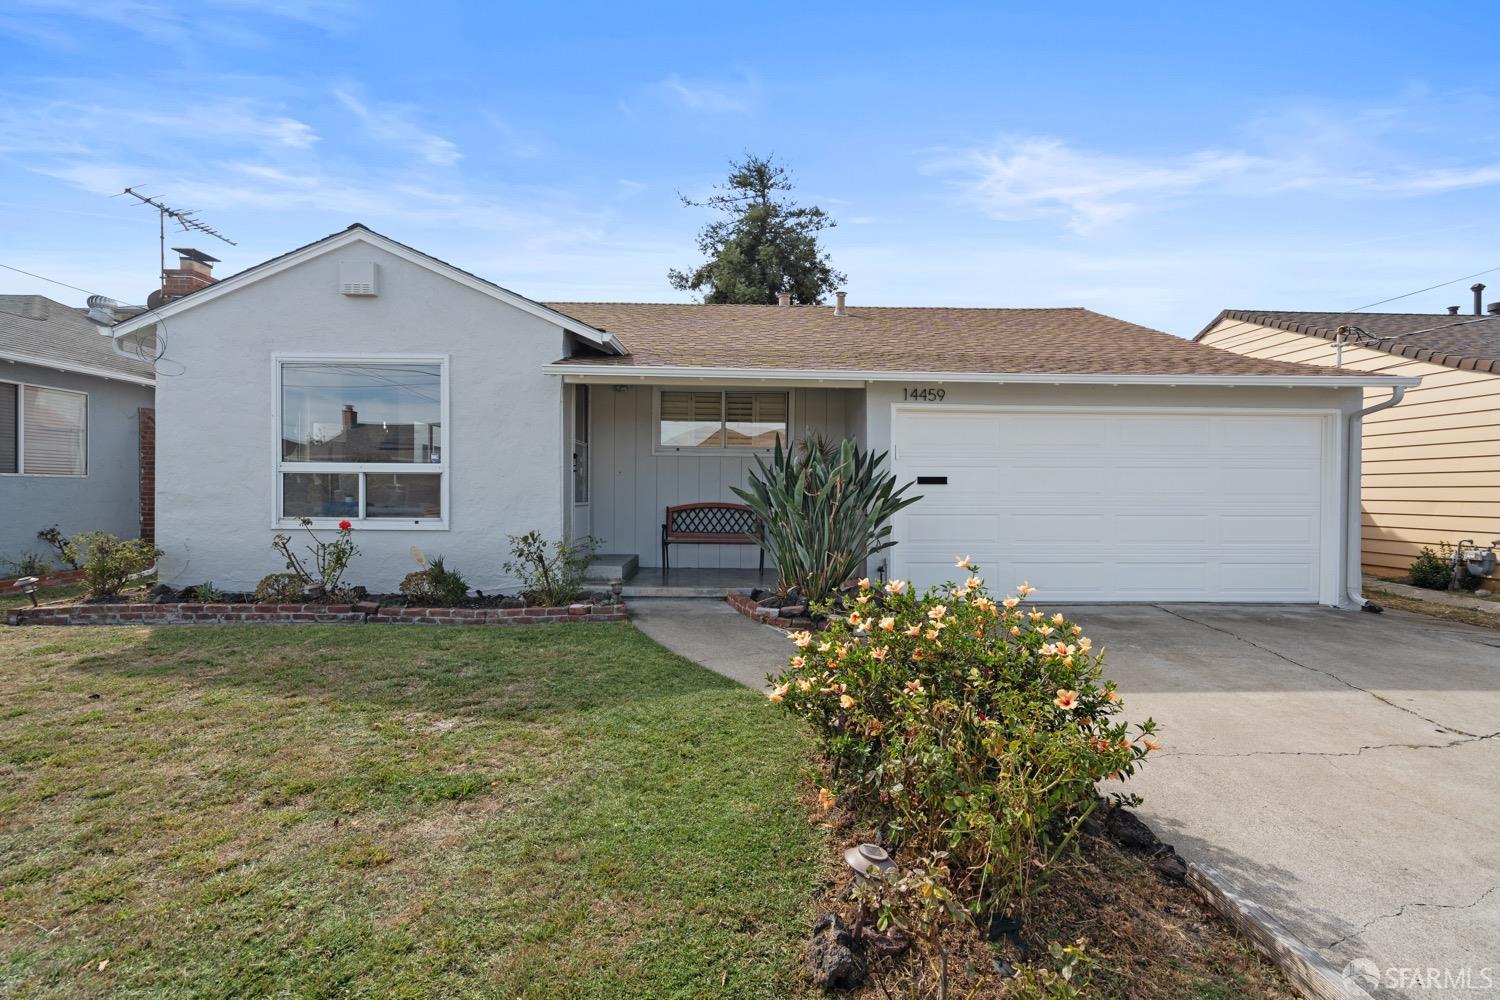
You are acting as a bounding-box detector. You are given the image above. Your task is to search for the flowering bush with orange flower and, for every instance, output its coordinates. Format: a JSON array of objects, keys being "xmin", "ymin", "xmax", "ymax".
[{"xmin": 770, "ymin": 560, "xmax": 1158, "ymax": 916}]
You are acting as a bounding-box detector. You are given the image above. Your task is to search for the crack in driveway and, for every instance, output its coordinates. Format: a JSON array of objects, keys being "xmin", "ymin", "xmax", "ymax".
[
  {"xmin": 1325, "ymin": 884, "xmax": 1500, "ymax": 950},
  {"xmin": 1151, "ymin": 606, "xmax": 1482, "ymax": 738},
  {"xmin": 1161, "ymin": 731, "xmax": 1500, "ymax": 760}
]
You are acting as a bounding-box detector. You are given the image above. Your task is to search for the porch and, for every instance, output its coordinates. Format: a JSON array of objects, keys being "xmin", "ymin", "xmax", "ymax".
[{"xmin": 567, "ymin": 381, "xmax": 864, "ymax": 583}]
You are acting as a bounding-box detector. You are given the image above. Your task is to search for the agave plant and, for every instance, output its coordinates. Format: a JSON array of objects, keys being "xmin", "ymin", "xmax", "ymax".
[{"xmin": 732, "ymin": 434, "xmax": 922, "ymax": 602}]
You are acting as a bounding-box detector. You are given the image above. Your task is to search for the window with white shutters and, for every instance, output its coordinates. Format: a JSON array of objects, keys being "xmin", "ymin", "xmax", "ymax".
[{"xmin": 657, "ymin": 390, "xmax": 789, "ymax": 452}]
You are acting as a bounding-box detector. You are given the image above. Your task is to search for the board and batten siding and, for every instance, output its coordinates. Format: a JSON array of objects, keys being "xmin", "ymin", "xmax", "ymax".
[
  {"xmin": 588, "ymin": 385, "xmax": 860, "ymax": 568},
  {"xmin": 1199, "ymin": 317, "xmax": 1500, "ymax": 583}
]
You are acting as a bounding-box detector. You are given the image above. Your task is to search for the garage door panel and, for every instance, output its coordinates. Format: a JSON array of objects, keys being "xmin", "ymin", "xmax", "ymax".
[{"xmin": 892, "ymin": 409, "xmax": 1328, "ymax": 603}]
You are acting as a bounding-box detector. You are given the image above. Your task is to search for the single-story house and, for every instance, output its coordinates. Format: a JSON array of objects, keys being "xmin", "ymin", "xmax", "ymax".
[
  {"xmin": 0, "ymin": 294, "xmax": 155, "ymax": 567},
  {"xmin": 1197, "ymin": 304, "xmax": 1500, "ymax": 586},
  {"xmin": 104, "ymin": 224, "xmax": 1418, "ymax": 605}
]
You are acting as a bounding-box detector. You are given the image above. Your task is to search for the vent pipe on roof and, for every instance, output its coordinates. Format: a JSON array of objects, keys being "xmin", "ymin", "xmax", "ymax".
[
  {"xmin": 1488, "ymin": 303, "xmax": 1500, "ymax": 315},
  {"xmin": 1448, "ymin": 305, "xmax": 1461, "ymax": 315},
  {"xmin": 834, "ymin": 291, "xmax": 847, "ymax": 317},
  {"xmin": 776, "ymin": 290, "xmax": 791, "ymax": 307},
  {"xmin": 1473, "ymin": 283, "xmax": 1486, "ymax": 315}
]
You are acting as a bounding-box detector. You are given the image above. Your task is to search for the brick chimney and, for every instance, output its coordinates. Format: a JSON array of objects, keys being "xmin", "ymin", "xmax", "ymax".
[
  {"xmin": 342, "ymin": 404, "xmax": 358, "ymax": 430},
  {"xmin": 153, "ymin": 248, "xmax": 219, "ymax": 305}
]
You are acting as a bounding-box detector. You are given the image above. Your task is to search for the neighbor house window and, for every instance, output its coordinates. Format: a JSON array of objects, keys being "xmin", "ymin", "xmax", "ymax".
[
  {"xmin": 0, "ymin": 381, "xmax": 87, "ymax": 477},
  {"xmin": 657, "ymin": 390, "xmax": 788, "ymax": 452},
  {"xmin": 275, "ymin": 358, "xmax": 446, "ymax": 527}
]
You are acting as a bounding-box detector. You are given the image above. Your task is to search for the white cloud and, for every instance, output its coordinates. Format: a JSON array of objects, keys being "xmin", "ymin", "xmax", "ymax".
[
  {"xmin": 652, "ymin": 74, "xmax": 754, "ymax": 113},
  {"xmin": 334, "ymin": 87, "xmax": 461, "ymax": 166}
]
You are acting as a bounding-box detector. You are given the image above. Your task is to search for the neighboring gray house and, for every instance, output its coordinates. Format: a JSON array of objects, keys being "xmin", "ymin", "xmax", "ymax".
[
  {"xmin": 104, "ymin": 225, "xmax": 1417, "ymax": 604},
  {"xmin": 0, "ymin": 294, "xmax": 155, "ymax": 569}
]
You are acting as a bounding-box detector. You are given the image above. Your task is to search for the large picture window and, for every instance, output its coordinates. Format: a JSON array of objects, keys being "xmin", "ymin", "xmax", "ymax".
[
  {"xmin": 275, "ymin": 357, "xmax": 447, "ymax": 528},
  {"xmin": 657, "ymin": 389, "xmax": 789, "ymax": 452},
  {"xmin": 0, "ymin": 381, "xmax": 87, "ymax": 477}
]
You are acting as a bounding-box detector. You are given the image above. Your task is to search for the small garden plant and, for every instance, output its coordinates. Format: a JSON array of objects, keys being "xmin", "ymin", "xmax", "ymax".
[
  {"xmin": 37, "ymin": 524, "xmax": 79, "ymax": 569},
  {"xmin": 733, "ymin": 434, "xmax": 920, "ymax": 603},
  {"xmin": 2, "ymin": 552, "xmax": 52, "ymax": 577},
  {"xmin": 503, "ymin": 531, "xmax": 597, "ymax": 606},
  {"xmin": 266, "ymin": 518, "xmax": 360, "ymax": 600},
  {"xmin": 398, "ymin": 555, "xmax": 470, "ymax": 606},
  {"xmin": 63, "ymin": 532, "xmax": 161, "ymax": 599},
  {"xmin": 769, "ymin": 560, "xmax": 1157, "ymax": 991}
]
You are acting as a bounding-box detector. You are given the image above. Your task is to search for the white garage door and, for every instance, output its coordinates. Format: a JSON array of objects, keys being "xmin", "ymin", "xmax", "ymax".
[{"xmin": 890, "ymin": 408, "xmax": 1332, "ymax": 603}]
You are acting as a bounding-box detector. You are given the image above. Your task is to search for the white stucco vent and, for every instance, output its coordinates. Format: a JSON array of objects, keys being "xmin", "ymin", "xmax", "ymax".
[{"xmin": 339, "ymin": 261, "xmax": 378, "ymax": 296}]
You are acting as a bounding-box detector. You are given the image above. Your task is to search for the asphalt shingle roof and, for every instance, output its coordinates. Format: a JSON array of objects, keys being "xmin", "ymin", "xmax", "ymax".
[
  {"xmin": 1200, "ymin": 309, "xmax": 1500, "ymax": 373},
  {"xmin": 543, "ymin": 302, "xmax": 1371, "ymax": 378},
  {"xmin": 0, "ymin": 295, "xmax": 154, "ymax": 381}
]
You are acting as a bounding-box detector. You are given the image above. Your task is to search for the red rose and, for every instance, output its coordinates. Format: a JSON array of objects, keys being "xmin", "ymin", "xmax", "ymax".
[{"xmin": 338, "ymin": 520, "xmax": 352, "ymax": 531}]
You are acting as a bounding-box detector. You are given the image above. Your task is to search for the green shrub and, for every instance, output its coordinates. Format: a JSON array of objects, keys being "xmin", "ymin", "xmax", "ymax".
[
  {"xmin": 63, "ymin": 532, "xmax": 161, "ymax": 599},
  {"xmin": 1409, "ymin": 547, "xmax": 1451, "ymax": 590},
  {"xmin": 503, "ymin": 531, "xmax": 597, "ymax": 606},
  {"xmin": 189, "ymin": 582, "xmax": 226, "ymax": 602},
  {"xmin": 2, "ymin": 552, "xmax": 52, "ymax": 577},
  {"xmin": 398, "ymin": 556, "xmax": 469, "ymax": 606},
  {"xmin": 254, "ymin": 573, "xmax": 305, "ymax": 603},
  {"xmin": 770, "ymin": 564, "xmax": 1155, "ymax": 917},
  {"xmin": 732, "ymin": 434, "xmax": 920, "ymax": 602}
]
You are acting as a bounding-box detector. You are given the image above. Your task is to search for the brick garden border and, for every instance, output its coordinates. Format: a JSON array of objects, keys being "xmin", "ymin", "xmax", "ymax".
[
  {"xmin": 725, "ymin": 590, "xmax": 813, "ymax": 630},
  {"xmin": 1, "ymin": 568, "xmax": 86, "ymax": 591},
  {"xmin": 7, "ymin": 601, "xmax": 628, "ymax": 627}
]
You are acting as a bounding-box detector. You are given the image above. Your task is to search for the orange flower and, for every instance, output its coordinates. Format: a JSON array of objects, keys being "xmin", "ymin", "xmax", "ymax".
[
  {"xmin": 1051, "ymin": 612, "xmax": 1066, "ymax": 626},
  {"xmin": 955, "ymin": 555, "xmax": 972, "ymax": 569},
  {"xmin": 878, "ymin": 615, "xmax": 896, "ymax": 631},
  {"xmin": 1009, "ymin": 625, "xmax": 1021, "ymax": 636},
  {"xmin": 1017, "ymin": 582, "xmax": 1036, "ymax": 597},
  {"xmin": 769, "ymin": 683, "xmax": 790, "ymax": 703},
  {"xmin": 927, "ymin": 605, "xmax": 948, "ymax": 621},
  {"xmin": 1002, "ymin": 596, "xmax": 1020, "ymax": 609},
  {"xmin": 1105, "ymin": 689, "xmax": 1120, "ymax": 703},
  {"xmin": 839, "ymin": 693, "xmax": 855, "ymax": 709},
  {"xmin": 1143, "ymin": 738, "xmax": 1161, "ymax": 752},
  {"xmin": 817, "ymin": 787, "xmax": 836, "ymax": 811},
  {"xmin": 847, "ymin": 610, "xmax": 864, "ymax": 627},
  {"xmin": 911, "ymin": 647, "xmax": 925, "ymax": 662},
  {"xmin": 905, "ymin": 624, "xmax": 922, "ymax": 637},
  {"xmin": 790, "ymin": 655, "xmax": 806, "ymax": 669},
  {"xmin": 789, "ymin": 630, "xmax": 813, "ymax": 648},
  {"xmin": 884, "ymin": 579, "xmax": 907, "ymax": 595},
  {"xmin": 870, "ymin": 645, "xmax": 888, "ymax": 662},
  {"xmin": 857, "ymin": 577, "xmax": 871, "ymax": 589},
  {"xmin": 1054, "ymin": 689, "xmax": 1079, "ymax": 710}
]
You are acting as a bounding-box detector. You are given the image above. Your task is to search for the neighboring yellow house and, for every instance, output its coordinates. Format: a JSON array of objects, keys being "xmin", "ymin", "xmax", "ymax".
[{"xmin": 1197, "ymin": 307, "xmax": 1500, "ymax": 586}]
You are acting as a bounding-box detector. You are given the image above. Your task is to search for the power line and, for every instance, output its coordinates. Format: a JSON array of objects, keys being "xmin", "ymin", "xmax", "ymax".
[
  {"xmin": 0, "ymin": 262, "xmax": 107, "ymax": 298},
  {"xmin": 1349, "ymin": 264, "xmax": 1500, "ymax": 312}
]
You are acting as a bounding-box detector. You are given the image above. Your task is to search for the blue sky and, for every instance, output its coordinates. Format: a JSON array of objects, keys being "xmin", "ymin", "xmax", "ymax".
[{"xmin": 3, "ymin": 0, "xmax": 1500, "ymax": 336}]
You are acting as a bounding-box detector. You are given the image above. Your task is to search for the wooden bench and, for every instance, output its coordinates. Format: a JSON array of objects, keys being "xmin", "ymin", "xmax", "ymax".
[{"xmin": 661, "ymin": 502, "xmax": 764, "ymax": 580}]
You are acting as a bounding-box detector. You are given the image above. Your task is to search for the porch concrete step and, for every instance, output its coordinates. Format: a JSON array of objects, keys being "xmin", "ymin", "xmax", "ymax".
[{"xmin": 584, "ymin": 553, "xmax": 639, "ymax": 583}]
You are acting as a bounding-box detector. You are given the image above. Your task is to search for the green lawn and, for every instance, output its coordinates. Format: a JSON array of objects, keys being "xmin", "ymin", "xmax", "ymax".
[{"xmin": 0, "ymin": 623, "xmax": 823, "ymax": 998}]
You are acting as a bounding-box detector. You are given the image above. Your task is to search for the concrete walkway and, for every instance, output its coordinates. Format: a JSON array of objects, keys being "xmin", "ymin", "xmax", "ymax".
[
  {"xmin": 1084, "ymin": 604, "xmax": 1500, "ymax": 996},
  {"xmin": 629, "ymin": 598, "xmax": 791, "ymax": 691}
]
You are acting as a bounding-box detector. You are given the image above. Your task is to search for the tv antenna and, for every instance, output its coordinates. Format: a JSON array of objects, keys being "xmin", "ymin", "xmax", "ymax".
[{"xmin": 119, "ymin": 187, "xmax": 236, "ymax": 295}]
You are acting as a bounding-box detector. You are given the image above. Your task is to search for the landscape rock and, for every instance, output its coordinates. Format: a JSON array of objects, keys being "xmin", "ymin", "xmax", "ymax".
[
  {"xmin": 805, "ymin": 912, "xmax": 866, "ymax": 990},
  {"xmin": 1105, "ymin": 805, "xmax": 1161, "ymax": 852},
  {"xmin": 1152, "ymin": 847, "xmax": 1189, "ymax": 882}
]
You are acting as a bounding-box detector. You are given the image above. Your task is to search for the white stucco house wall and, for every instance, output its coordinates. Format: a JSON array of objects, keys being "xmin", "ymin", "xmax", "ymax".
[{"xmin": 105, "ymin": 225, "xmax": 1417, "ymax": 605}]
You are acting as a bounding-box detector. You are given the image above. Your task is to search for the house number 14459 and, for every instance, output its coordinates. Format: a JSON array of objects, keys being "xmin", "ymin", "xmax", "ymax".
[{"xmin": 902, "ymin": 387, "xmax": 946, "ymax": 401}]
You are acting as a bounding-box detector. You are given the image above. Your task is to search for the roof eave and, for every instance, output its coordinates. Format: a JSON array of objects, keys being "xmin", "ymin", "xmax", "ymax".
[
  {"xmin": 106, "ymin": 226, "xmax": 624, "ymax": 355},
  {"xmin": 542, "ymin": 362, "xmax": 1420, "ymax": 389},
  {"xmin": 0, "ymin": 349, "xmax": 155, "ymax": 386}
]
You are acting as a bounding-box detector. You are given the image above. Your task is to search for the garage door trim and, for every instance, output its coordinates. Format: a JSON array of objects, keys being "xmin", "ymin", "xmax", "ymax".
[{"xmin": 887, "ymin": 403, "xmax": 1345, "ymax": 604}]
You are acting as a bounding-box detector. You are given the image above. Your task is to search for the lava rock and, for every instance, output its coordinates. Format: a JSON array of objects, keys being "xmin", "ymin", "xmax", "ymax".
[
  {"xmin": 860, "ymin": 923, "xmax": 911, "ymax": 956},
  {"xmin": 1105, "ymin": 806, "xmax": 1161, "ymax": 852},
  {"xmin": 1152, "ymin": 848, "xmax": 1189, "ymax": 883},
  {"xmin": 780, "ymin": 604, "xmax": 807, "ymax": 618},
  {"xmin": 498, "ymin": 597, "xmax": 525, "ymax": 609},
  {"xmin": 806, "ymin": 912, "xmax": 866, "ymax": 990}
]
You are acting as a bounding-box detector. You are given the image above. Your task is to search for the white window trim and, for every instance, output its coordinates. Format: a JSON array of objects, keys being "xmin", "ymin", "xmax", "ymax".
[
  {"xmin": 270, "ymin": 353, "xmax": 450, "ymax": 531},
  {"xmin": 651, "ymin": 387, "xmax": 793, "ymax": 457},
  {"xmin": 0, "ymin": 378, "xmax": 89, "ymax": 478}
]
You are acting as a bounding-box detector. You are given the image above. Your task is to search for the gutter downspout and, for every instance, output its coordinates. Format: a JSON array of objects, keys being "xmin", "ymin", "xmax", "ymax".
[{"xmin": 1345, "ymin": 386, "xmax": 1406, "ymax": 611}]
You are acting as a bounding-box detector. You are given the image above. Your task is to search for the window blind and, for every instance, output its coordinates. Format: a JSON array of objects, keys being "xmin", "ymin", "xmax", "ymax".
[
  {"xmin": 0, "ymin": 383, "xmax": 15, "ymax": 474},
  {"xmin": 22, "ymin": 385, "xmax": 86, "ymax": 476}
]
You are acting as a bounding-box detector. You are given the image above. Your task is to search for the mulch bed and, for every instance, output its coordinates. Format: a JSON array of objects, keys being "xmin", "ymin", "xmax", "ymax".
[{"xmin": 800, "ymin": 786, "xmax": 1295, "ymax": 999}]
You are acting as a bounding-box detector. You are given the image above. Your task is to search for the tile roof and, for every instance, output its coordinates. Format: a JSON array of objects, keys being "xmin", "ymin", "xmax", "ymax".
[
  {"xmin": 0, "ymin": 295, "xmax": 154, "ymax": 382},
  {"xmin": 1199, "ymin": 309, "xmax": 1500, "ymax": 373},
  {"xmin": 542, "ymin": 302, "xmax": 1371, "ymax": 378}
]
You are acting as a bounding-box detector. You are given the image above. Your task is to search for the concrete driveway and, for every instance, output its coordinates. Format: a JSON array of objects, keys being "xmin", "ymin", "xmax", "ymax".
[{"xmin": 1084, "ymin": 604, "xmax": 1500, "ymax": 996}]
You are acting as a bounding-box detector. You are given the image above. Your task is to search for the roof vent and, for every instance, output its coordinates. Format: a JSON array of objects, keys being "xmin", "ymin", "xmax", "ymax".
[
  {"xmin": 834, "ymin": 290, "xmax": 847, "ymax": 317},
  {"xmin": 1448, "ymin": 306, "xmax": 1461, "ymax": 315},
  {"xmin": 1488, "ymin": 303, "xmax": 1500, "ymax": 316},
  {"xmin": 340, "ymin": 260, "xmax": 378, "ymax": 296},
  {"xmin": 776, "ymin": 290, "xmax": 791, "ymax": 307},
  {"xmin": 1473, "ymin": 282, "xmax": 1486, "ymax": 315}
]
